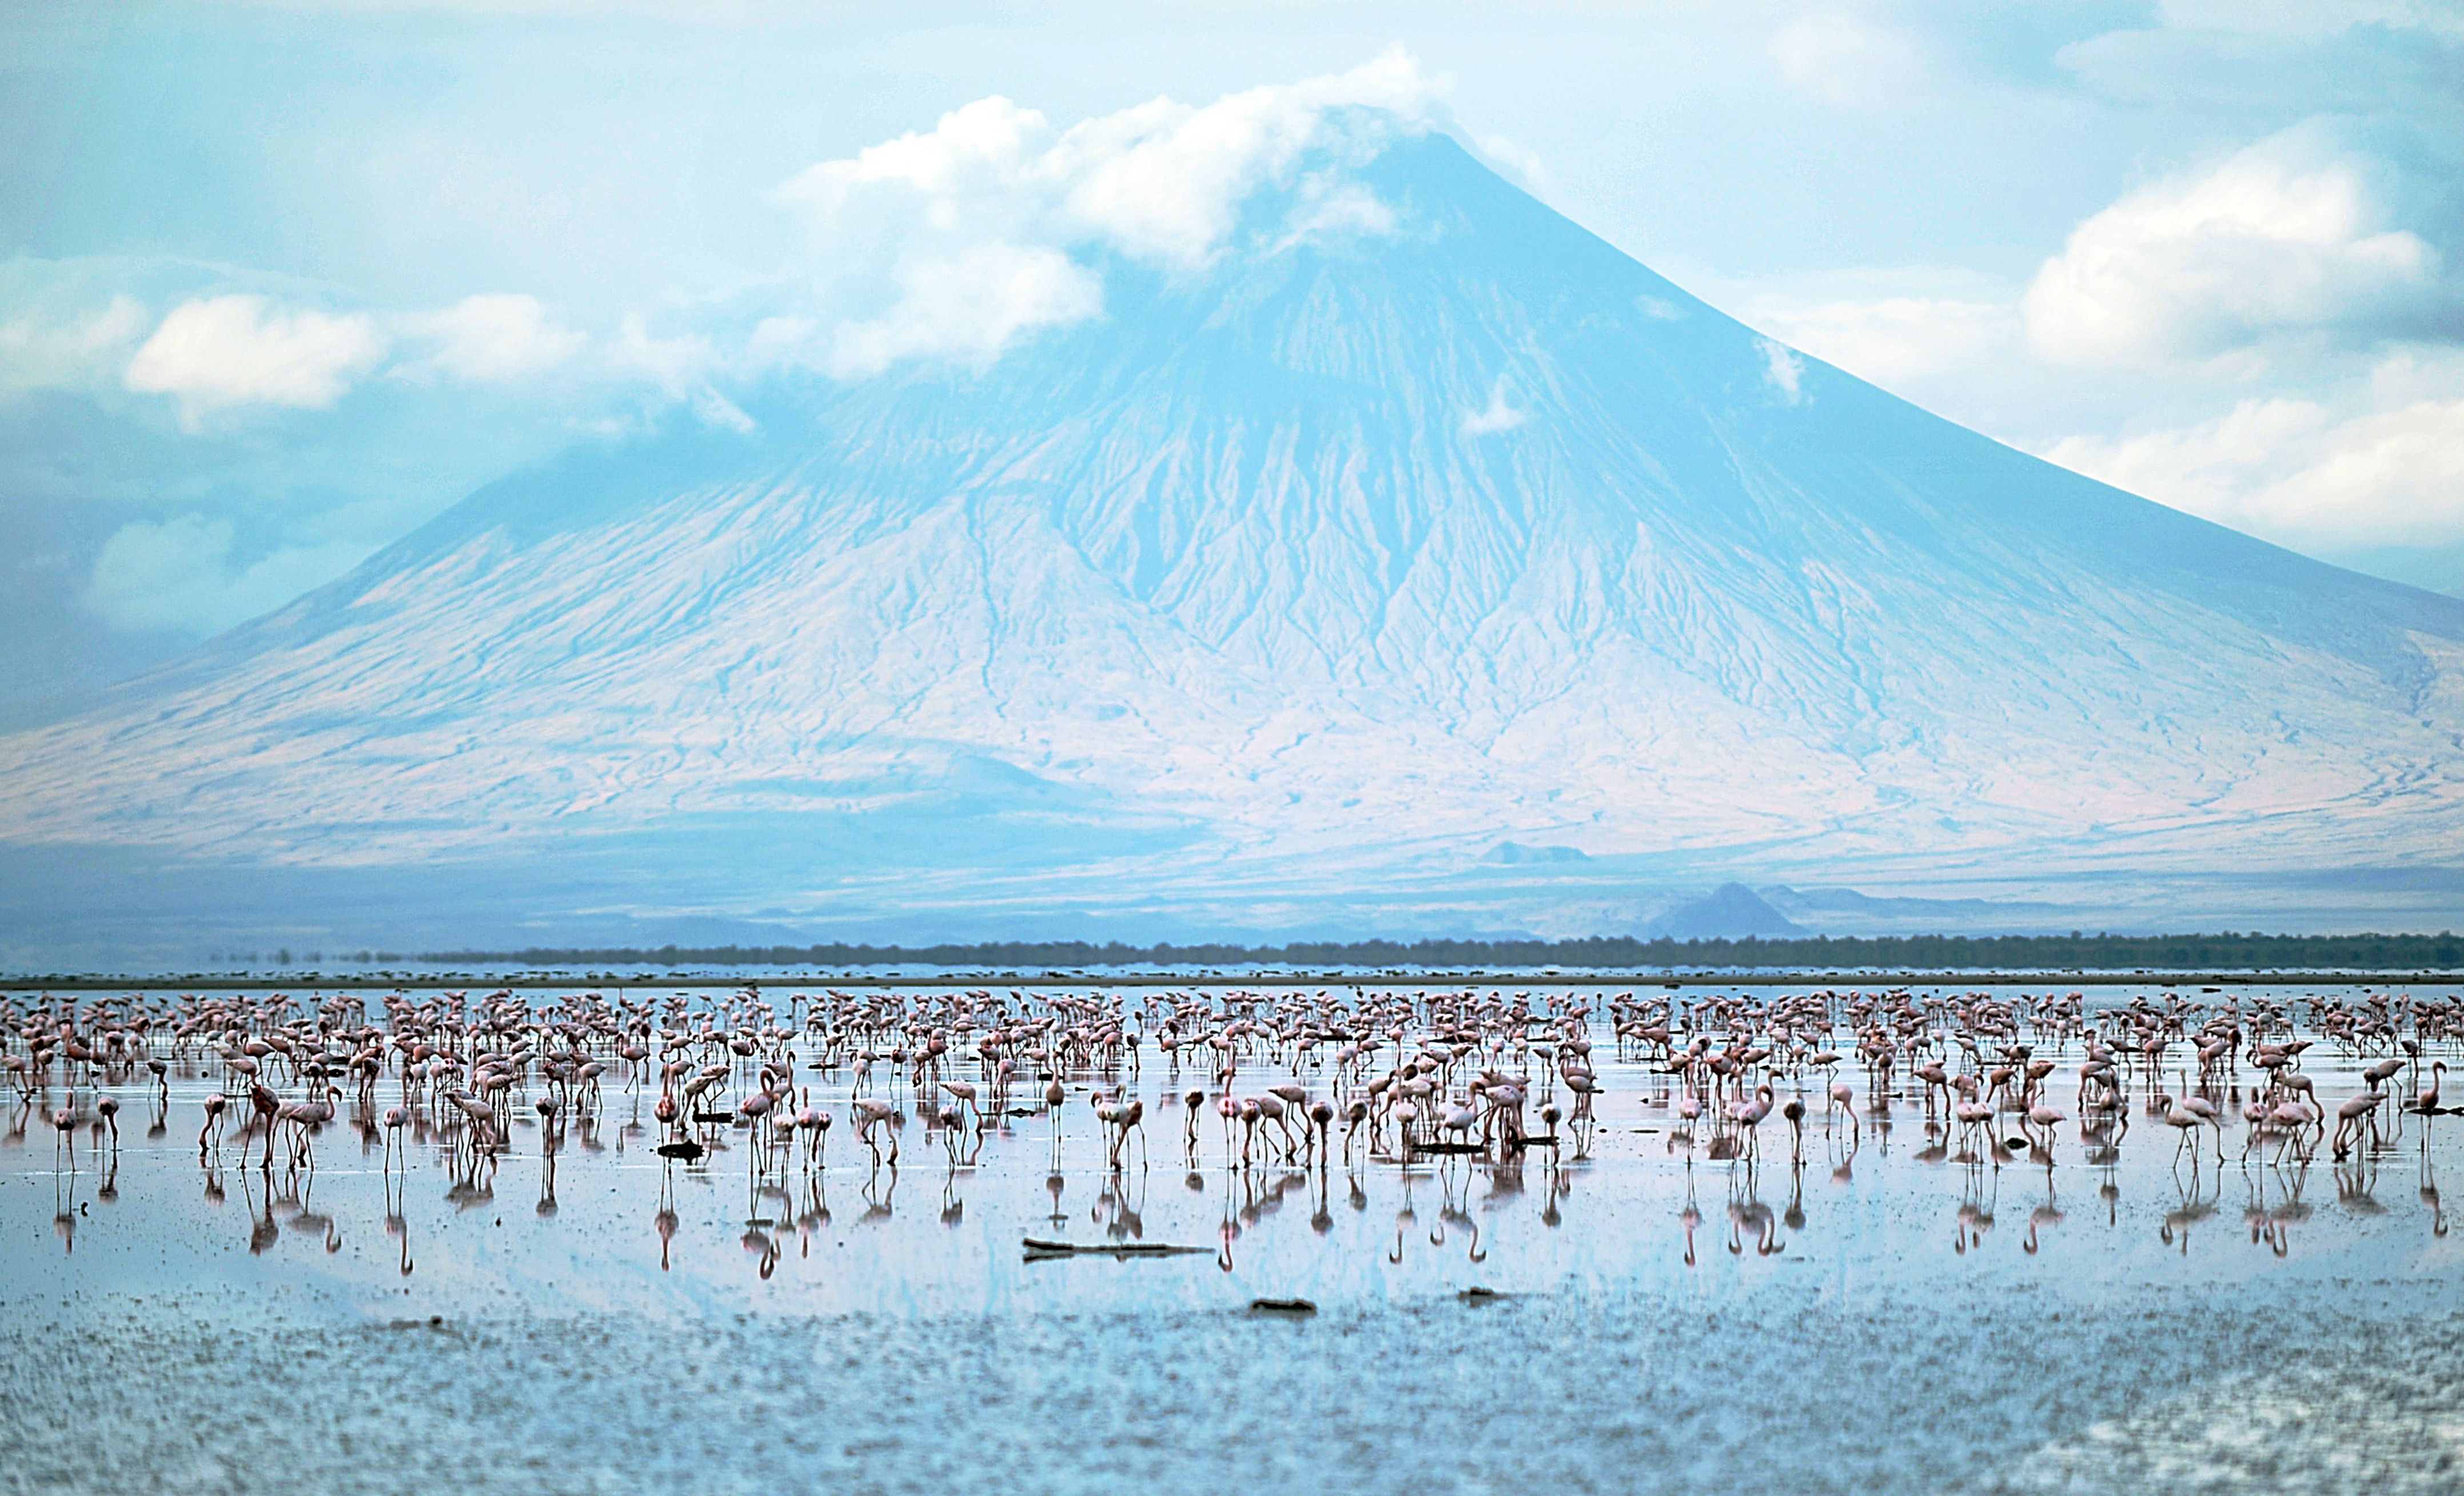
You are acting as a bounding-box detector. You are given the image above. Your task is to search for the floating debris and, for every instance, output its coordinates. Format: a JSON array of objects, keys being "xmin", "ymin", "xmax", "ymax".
[
  {"xmin": 1249, "ymin": 1297, "xmax": 1316, "ymax": 1314},
  {"xmin": 1020, "ymin": 1238, "xmax": 1210, "ymax": 1259}
]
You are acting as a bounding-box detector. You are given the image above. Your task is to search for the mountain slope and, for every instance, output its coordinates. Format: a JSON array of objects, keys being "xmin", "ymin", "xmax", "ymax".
[{"xmin": 5, "ymin": 132, "xmax": 2462, "ymax": 947}]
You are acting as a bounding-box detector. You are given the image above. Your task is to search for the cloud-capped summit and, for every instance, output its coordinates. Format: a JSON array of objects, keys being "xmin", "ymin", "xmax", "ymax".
[{"xmin": 755, "ymin": 49, "xmax": 1444, "ymax": 378}]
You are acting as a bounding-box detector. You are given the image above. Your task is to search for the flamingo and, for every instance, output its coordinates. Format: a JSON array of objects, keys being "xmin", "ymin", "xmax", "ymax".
[
  {"xmin": 2414, "ymin": 1061, "xmax": 2446, "ymax": 1120},
  {"xmin": 1827, "ymin": 1080, "xmax": 1858, "ymax": 1144},
  {"xmin": 2333, "ymin": 1088, "xmax": 2386, "ymax": 1158},
  {"xmin": 2027, "ymin": 1100, "xmax": 2066, "ymax": 1152},
  {"xmin": 199, "ymin": 1093, "xmax": 228, "ymax": 1158},
  {"xmin": 1730, "ymin": 1081, "xmax": 1775, "ymax": 1161}
]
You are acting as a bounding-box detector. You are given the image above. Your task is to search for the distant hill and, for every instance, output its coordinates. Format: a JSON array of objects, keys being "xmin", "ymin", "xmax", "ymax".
[{"xmin": 418, "ymin": 930, "xmax": 2464, "ymax": 974}]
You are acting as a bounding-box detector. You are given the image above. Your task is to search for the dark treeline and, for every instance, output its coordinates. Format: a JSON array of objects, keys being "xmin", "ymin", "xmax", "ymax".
[{"xmin": 420, "ymin": 929, "xmax": 2464, "ymax": 972}]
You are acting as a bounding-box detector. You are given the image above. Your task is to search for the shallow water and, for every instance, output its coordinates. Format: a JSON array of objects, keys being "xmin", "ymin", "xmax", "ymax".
[{"xmin": 4, "ymin": 983, "xmax": 2460, "ymax": 1495}]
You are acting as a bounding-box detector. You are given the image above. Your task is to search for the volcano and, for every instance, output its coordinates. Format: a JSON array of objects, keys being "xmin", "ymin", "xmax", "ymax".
[{"xmin": 6, "ymin": 122, "xmax": 2463, "ymax": 954}]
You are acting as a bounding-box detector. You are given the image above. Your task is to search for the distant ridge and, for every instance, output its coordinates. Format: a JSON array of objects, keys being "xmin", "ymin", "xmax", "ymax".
[{"xmin": 417, "ymin": 930, "xmax": 2464, "ymax": 972}]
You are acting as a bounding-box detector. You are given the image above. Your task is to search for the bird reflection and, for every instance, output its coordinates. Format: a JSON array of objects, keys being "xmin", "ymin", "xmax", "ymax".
[{"xmin": 6, "ymin": 980, "xmax": 2461, "ymax": 1296}]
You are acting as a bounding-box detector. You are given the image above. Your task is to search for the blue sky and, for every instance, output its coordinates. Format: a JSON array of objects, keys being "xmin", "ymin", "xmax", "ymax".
[{"xmin": 3, "ymin": 1, "xmax": 2460, "ymax": 710}]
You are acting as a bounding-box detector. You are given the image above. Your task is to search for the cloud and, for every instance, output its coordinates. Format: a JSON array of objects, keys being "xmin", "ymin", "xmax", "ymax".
[
  {"xmin": 1472, "ymin": 134, "xmax": 1549, "ymax": 193},
  {"xmin": 765, "ymin": 49, "xmax": 1445, "ymax": 377},
  {"xmin": 2042, "ymin": 351, "xmax": 2464, "ymax": 548},
  {"xmin": 1460, "ymin": 378, "xmax": 1526, "ymax": 436},
  {"xmin": 611, "ymin": 313, "xmax": 719, "ymax": 395},
  {"xmin": 1749, "ymin": 295, "xmax": 2016, "ymax": 384},
  {"xmin": 82, "ymin": 515, "xmax": 374, "ymax": 635},
  {"xmin": 1271, "ymin": 177, "xmax": 1400, "ymax": 252},
  {"xmin": 611, "ymin": 314, "xmax": 756, "ymax": 431},
  {"xmin": 2022, "ymin": 125, "xmax": 2451, "ymax": 368},
  {"xmin": 1035, "ymin": 47, "xmax": 1438, "ymax": 267},
  {"xmin": 124, "ymin": 295, "xmax": 389, "ymax": 421},
  {"xmin": 1771, "ymin": 14, "xmax": 1927, "ymax": 108},
  {"xmin": 0, "ymin": 293, "xmax": 148, "ymax": 396},
  {"xmin": 2059, "ymin": 10, "xmax": 2464, "ymax": 113},
  {"xmin": 1758, "ymin": 338, "xmax": 1805, "ymax": 403},
  {"xmin": 393, "ymin": 293, "xmax": 585, "ymax": 383},
  {"xmin": 826, "ymin": 242, "xmax": 1102, "ymax": 379},
  {"xmin": 2151, "ymin": 1, "xmax": 2464, "ymax": 41}
]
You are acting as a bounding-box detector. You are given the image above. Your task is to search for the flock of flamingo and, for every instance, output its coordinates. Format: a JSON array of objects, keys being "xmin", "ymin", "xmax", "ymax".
[{"xmin": 6, "ymin": 979, "xmax": 2458, "ymax": 1271}]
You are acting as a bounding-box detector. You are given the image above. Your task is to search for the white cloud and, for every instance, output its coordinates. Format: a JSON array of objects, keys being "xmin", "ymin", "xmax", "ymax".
[
  {"xmin": 1460, "ymin": 379, "xmax": 1526, "ymax": 436},
  {"xmin": 1272, "ymin": 177, "xmax": 1400, "ymax": 252},
  {"xmin": 2022, "ymin": 125, "xmax": 2448, "ymax": 367},
  {"xmin": 0, "ymin": 293, "xmax": 148, "ymax": 396},
  {"xmin": 394, "ymin": 293, "xmax": 585, "ymax": 383},
  {"xmin": 611, "ymin": 313, "xmax": 719, "ymax": 396},
  {"xmin": 1771, "ymin": 14, "xmax": 1927, "ymax": 109},
  {"xmin": 82, "ymin": 515, "xmax": 374, "ymax": 635},
  {"xmin": 1045, "ymin": 47, "xmax": 1438, "ymax": 267},
  {"xmin": 1749, "ymin": 295, "xmax": 2015, "ymax": 384},
  {"xmin": 827, "ymin": 242, "xmax": 1102, "ymax": 380},
  {"xmin": 1758, "ymin": 337, "xmax": 1805, "ymax": 403},
  {"xmin": 1473, "ymin": 134, "xmax": 1549, "ymax": 193},
  {"xmin": 765, "ymin": 49, "xmax": 1445, "ymax": 377},
  {"xmin": 611, "ymin": 313, "xmax": 756, "ymax": 431},
  {"xmin": 124, "ymin": 295, "xmax": 389, "ymax": 421},
  {"xmin": 688, "ymin": 387, "xmax": 757, "ymax": 434},
  {"xmin": 2042, "ymin": 351, "xmax": 2464, "ymax": 548}
]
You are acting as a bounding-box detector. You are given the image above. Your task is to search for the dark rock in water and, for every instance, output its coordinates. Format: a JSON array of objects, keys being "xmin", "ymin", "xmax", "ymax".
[
  {"xmin": 1020, "ymin": 1237, "xmax": 1209, "ymax": 1258},
  {"xmin": 1250, "ymin": 1298, "xmax": 1316, "ymax": 1314}
]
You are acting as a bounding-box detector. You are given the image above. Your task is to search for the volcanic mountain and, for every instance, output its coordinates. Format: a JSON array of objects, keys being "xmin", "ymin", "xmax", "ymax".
[{"xmin": 6, "ymin": 126, "xmax": 2463, "ymax": 952}]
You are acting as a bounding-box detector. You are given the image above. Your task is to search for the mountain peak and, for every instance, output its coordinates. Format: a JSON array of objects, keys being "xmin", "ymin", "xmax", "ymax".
[
  {"xmin": 1650, "ymin": 885, "xmax": 1802, "ymax": 942},
  {"xmin": 3, "ymin": 104, "xmax": 2462, "ymax": 953}
]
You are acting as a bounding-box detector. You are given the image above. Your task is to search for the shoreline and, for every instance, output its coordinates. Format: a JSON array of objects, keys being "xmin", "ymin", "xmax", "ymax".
[{"xmin": 5, "ymin": 969, "xmax": 2459, "ymax": 991}]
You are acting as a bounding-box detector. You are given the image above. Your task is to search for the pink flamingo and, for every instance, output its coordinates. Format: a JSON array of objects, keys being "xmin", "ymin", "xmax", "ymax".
[
  {"xmin": 1827, "ymin": 1080, "xmax": 1858, "ymax": 1144},
  {"xmin": 199, "ymin": 1093, "xmax": 228, "ymax": 1158}
]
